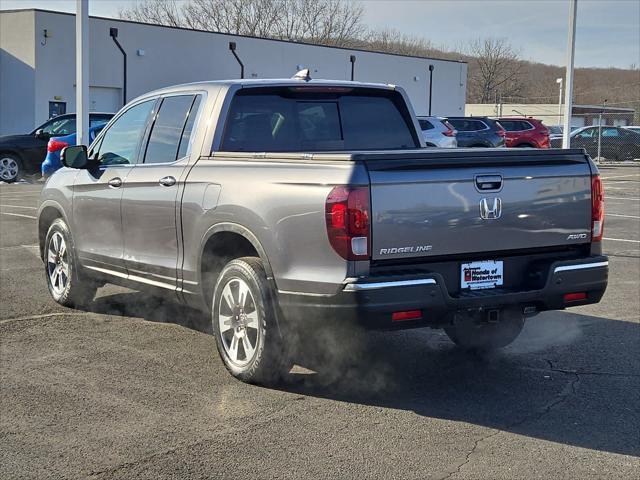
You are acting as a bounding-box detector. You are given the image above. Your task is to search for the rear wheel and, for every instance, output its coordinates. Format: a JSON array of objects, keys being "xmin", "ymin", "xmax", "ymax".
[
  {"xmin": 44, "ymin": 218, "xmax": 98, "ymax": 307},
  {"xmin": 444, "ymin": 307, "xmax": 524, "ymax": 351},
  {"xmin": 0, "ymin": 154, "xmax": 21, "ymax": 183},
  {"xmin": 212, "ymin": 257, "xmax": 291, "ymax": 384}
]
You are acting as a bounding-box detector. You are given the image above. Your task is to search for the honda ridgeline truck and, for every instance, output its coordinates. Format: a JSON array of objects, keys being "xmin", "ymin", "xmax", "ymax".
[{"xmin": 38, "ymin": 75, "xmax": 608, "ymax": 383}]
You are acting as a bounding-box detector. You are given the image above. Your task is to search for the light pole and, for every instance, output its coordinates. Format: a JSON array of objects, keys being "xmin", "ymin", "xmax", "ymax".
[
  {"xmin": 76, "ymin": 0, "xmax": 89, "ymax": 146},
  {"xmin": 556, "ymin": 77, "xmax": 563, "ymax": 126},
  {"xmin": 428, "ymin": 64, "xmax": 434, "ymax": 116},
  {"xmin": 562, "ymin": 0, "xmax": 577, "ymax": 148},
  {"xmin": 597, "ymin": 99, "xmax": 607, "ymax": 162}
]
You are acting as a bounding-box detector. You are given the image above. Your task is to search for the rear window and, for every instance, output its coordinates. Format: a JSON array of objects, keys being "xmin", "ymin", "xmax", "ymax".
[{"xmin": 221, "ymin": 87, "xmax": 419, "ymax": 152}]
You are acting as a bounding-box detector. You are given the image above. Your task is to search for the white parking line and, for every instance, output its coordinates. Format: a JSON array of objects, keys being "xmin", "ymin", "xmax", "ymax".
[
  {"xmin": 0, "ymin": 205, "xmax": 37, "ymax": 210},
  {"xmin": 0, "ymin": 244, "xmax": 39, "ymax": 251},
  {"xmin": 604, "ymin": 237, "xmax": 640, "ymax": 244},
  {"xmin": 606, "ymin": 213, "xmax": 640, "ymax": 219},
  {"xmin": 0, "ymin": 212, "xmax": 36, "ymax": 220},
  {"xmin": 601, "ymin": 174, "xmax": 640, "ymax": 180},
  {"xmin": 606, "ymin": 196, "xmax": 640, "ymax": 201}
]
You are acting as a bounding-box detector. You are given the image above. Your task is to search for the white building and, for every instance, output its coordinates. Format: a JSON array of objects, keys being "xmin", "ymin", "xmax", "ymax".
[
  {"xmin": 0, "ymin": 8, "xmax": 468, "ymax": 135},
  {"xmin": 465, "ymin": 103, "xmax": 635, "ymax": 128}
]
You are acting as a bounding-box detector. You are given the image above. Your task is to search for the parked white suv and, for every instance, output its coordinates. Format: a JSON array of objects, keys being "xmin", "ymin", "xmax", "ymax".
[{"xmin": 417, "ymin": 116, "xmax": 457, "ymax": 148}]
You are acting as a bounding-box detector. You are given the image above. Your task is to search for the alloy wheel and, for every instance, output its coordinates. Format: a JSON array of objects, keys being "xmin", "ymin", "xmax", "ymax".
[
  {"xmin": 0, "ymin": 157, "xmax": 19, "ymax": 181},
  {"xmin": 217, "ymin": 277, "xmax": 260, "ymax": 367},
  {"xmin": 47, "ymin": 232, "xmax": 69, "ymax": 296}
]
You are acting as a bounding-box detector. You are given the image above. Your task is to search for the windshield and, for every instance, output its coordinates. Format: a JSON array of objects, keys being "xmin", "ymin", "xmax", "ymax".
[{"xmin": 221, "ymin": 87, "xmax": 419, "ymax": 152}]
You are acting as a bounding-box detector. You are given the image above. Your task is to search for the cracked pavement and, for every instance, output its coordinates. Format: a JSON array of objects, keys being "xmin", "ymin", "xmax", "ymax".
[{"xmin": 1, "ymin": 166, "xmax": 639, "ymax": 479}]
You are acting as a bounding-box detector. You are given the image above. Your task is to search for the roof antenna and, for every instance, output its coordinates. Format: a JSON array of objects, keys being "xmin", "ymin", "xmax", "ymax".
[{"xmin": 292, "ymin": 68, "xmax": 311, "ymax": 81}]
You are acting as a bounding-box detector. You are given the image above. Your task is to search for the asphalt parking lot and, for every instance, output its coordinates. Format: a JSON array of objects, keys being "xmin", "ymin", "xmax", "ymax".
[{"xmin": 1, "ymin": 165, "xmax": 639, "ymax": 479}]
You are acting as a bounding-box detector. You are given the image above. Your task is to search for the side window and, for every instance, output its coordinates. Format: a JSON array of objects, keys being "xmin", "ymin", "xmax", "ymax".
[
  {"xmin": 575, "ymin": 128, "xmax": 594, "ymax": 139},
  {"xmin": 43, "ymin": 117, "xmax": 76, "ymax": 135},
  {"xmin": 601, "ymin": 128, "xmax": 619, "ymax": 137},
  {"xmin": 419, "ymin": 119, "xmax": 434, "ymax": 130},
  {"xmin": 177, "ymin": 95, "xmax": 201, "ymax": 159},
  {"xmin": 143, "ymin": 95, "xmax": 196, "ymax": 164},
  {"xmin": 498, "ymin": 120, "xmax": 515, "ymax": 131},
  {"xmin": 96, "ymin": 100, "xmax": 155, "ymax": 166}
]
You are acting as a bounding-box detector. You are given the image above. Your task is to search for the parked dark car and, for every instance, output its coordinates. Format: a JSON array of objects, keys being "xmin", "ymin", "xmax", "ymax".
[
  {"xmin": 550, "ymin": 126, "xmax": 640, "ymax": 161},
  {"xmin": 496, "ymin": 117, "xmax": 550, "ymax": 148},
  {"xmin": 446, "ymin": 117, "xmax": 506, "ymax": 148},
  {"xmin": 0, "ymin": 112, "xmax": 113, "ymax": 182}
]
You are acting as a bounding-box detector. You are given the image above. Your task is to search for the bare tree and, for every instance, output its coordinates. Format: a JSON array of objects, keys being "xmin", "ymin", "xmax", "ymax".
[
  {"xmin": 119, "ymin": 0, "xmax": 184, "ymax": 27},
  {"xmin": 119, "ymin": 0, "xmax": 364, "ymax": 47},
  {"xmin": 466, "ymin": 38, "xmax": 524, "ymax": 103}
]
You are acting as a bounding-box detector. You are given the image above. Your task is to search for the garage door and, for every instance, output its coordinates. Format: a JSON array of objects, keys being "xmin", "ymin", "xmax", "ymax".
[{"xmin": 89, "ymin": 87, "xmax": 121, "ymax": 113}]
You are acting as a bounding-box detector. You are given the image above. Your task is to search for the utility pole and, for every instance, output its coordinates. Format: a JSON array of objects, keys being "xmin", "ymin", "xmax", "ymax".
[
  {"xmin": 562, "ymin": 0, "xmax": 577, "ymax": 148},
  {"xmin": 76, "ymin": 0, "xmax": 89, "ymax": 146}
]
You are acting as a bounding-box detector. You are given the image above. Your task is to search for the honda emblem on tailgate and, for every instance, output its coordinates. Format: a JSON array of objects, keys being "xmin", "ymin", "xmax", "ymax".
[{"xmin": 479, "ymin": 197, "xmax": 502, "ymax": 219}]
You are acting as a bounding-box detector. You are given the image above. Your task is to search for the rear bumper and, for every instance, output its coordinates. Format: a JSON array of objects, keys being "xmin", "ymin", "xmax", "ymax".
[{"xmin": 278, "ymin": 256, "xmax": 608, "ymax": 330}]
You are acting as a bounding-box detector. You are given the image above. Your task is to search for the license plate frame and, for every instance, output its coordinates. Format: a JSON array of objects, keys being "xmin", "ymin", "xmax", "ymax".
[{"xmin": 461, "ymin": 260, "xmax": 504, "ymax": 290}]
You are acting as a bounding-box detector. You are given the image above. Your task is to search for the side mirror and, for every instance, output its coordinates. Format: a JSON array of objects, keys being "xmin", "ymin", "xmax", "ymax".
[
  {"xmin": 35, "ymin": 129, "xmax": 50, "ymax": 140},
  {"xmin": 61, "ymin": 145, "xmax": 89, "ymax": 169}
]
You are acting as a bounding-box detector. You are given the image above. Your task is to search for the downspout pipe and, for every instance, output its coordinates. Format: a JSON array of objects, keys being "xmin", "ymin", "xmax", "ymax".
[{"xmin": 109, "ymin": 27, "xmax": 127, "ymax": 106}]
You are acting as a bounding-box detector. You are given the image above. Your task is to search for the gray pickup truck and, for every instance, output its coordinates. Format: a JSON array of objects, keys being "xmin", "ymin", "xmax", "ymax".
[{"xmin": 38, "ymin": 76, "xmax": 608, "ymax": 383}]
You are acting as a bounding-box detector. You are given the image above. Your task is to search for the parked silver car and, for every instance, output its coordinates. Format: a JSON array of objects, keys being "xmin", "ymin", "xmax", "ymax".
[{"xmin": 417, "ymin": 116, "xmax": 457, "ymax": 148}]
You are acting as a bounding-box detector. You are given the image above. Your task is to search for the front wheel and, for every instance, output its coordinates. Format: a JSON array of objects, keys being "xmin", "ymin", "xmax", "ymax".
[
  {"xmin": 212, "ymin": 257, "xmax": 291, "ymax": 384},
  {"xmin": 44, "ymin": 218, "xmax": 98, "ymax": 307},
  {"xmin": 0, "ymin": 154, "xmax": 22, "ymax": 183},
  {"xmin": 444, "ymin": 307, "xmax": 524, "ymax": 351}
]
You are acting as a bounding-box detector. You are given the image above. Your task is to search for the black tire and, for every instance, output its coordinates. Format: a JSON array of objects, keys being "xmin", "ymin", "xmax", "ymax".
[
  {"xmin": 211, "ymin": 257, "xmax": 291, "ymax": 384},
  {"xmin": 444, "ymin": 307, "xmax": 524, "ymax": 351},
  {"xmin": 44, "ymin": 218, "xmax": 98, "ymax": 307},
  {"xmin": 0, "ymin": 153, "xmax": 22, "ymax": 183},
  {"xmin": 516, "ymin": 143, "xmax": 534, "ymax": 148}
]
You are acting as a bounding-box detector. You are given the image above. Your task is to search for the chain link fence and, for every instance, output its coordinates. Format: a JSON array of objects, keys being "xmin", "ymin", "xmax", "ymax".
[
  {"xmin": 547, "ymin": 113, "xmax": 640, "ymax": 162},
  {"xmin": 466, "ymin": 102, "xmax": 640, "ymax": 161}
]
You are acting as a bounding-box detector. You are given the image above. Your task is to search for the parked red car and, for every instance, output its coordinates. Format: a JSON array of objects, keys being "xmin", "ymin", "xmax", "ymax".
[{"xmin": 496, "ymin": 117, "xmax": 550, "ymax": 148}]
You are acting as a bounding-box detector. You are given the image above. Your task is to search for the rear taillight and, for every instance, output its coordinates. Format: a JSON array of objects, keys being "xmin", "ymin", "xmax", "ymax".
[
  {"xmin": 47, "ymin": 139, "xmax": 68, "ymax": 152},
  {"xmin": 591, "ymin": 174, "xmax": 604, "ymax": 242},
  {"xmin": 325, "ymin": 186, "xmax": 370, "ymax": 260},
  {"xmin": 442, "ymin": 121, "xmax": 456, "ymax": 137}
]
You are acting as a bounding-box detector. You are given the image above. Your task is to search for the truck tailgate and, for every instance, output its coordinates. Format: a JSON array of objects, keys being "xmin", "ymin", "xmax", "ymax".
[{"xmin": 364, "ymin": 149, "xmax": 593, "ymax": 261}]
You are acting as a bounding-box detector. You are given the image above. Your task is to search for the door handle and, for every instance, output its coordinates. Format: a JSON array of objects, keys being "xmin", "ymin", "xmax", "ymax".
[
  {"xmin": 475, "ymin": 174, "xmax": 503, "ymax": 191},
  {"xmin": 159, "ymin": 176, "xmax": 176, "ymax": 187},
  {"xmin": 108, "ymin": 177, "xmax": 122, "ymax": 188}
]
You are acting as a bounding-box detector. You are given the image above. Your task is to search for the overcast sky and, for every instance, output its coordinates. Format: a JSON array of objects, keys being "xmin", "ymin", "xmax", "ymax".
[{"xmin": 2, "ymin": 0, "xmax": 639, "ymax": 69}]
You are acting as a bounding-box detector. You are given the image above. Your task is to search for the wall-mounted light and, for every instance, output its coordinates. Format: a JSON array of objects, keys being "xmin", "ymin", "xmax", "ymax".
[
  {"xmin": 41, "ymin": 29, "xmax": 50, "ymax": 46},
  {"xmin": 229, "ymin": 42, "xmax": 244, "ymax": 79},
  {"xmin": 136, "ymin": 49, "xmax": 145, "ymax": 57}
]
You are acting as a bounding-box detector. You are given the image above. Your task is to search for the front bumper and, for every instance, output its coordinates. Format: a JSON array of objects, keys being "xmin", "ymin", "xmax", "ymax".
[{"xmin": 278, "ymin": 256, "xmax": 608, "ymax": 330}]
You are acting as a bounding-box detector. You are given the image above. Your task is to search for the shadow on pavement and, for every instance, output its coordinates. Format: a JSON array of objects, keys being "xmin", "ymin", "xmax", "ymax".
[
  {"xmin": 83, "ymin": 290, "xmax": 640, "ymax": 458},
  {"xmin": 87, "ymin": 290, "xmax": 212, "ymax": 334}
]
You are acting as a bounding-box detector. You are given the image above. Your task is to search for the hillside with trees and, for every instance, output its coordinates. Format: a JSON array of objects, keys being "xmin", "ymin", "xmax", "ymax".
[{"xmin": 119, "ymin": 0, "xmax": 640, "ymax": 113}]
